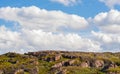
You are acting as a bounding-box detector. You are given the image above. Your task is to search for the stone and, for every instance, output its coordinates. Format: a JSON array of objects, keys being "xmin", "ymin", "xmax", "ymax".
[
  {"xmin": 80, "ymin": 62, "xmax": 89, "ymax": 68},
  {"xmin": 52, "ymin": 63, "xmax": 63, "ymax": 68},
  {"xmin": 14, "ymin": 69, "xmax": 24, "ymax": 74},
  {"xmin": 62, "ymin": 60, "xmax": 75, "ymax": 66},
  {"xmin": 0, "ymin": 70, "xmax": 3, "ymax": 74},
  {"xmin": 108, "ymin": 63, "xmax": 118, "ymax": 69},
  {"xmin": 94, "ymin": 60, "xmax": 104, "ymax": 68},
  {"xmin": 56, "ymin": 69, "xmax": 67, "ymax": 74},
  {"xmin": 62, "ymin": 55, "xmax": 78, "ymax": 59},
  {"xmin": 55, "ymin": 55, "xmax": 61, "ymax": 61}
]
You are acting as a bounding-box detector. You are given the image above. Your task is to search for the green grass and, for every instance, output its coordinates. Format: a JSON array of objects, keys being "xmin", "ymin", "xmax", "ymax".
[
  {"xmin": 107, "ymin": 67, "xmax": 120, "ymax": 72},
  {"xmin": 1, "ymin": 51, "xmax": 120, "ymax": 74},
  {"xmin": 62, "ymin": 66, "xmax": 105, "ymax": 74}
]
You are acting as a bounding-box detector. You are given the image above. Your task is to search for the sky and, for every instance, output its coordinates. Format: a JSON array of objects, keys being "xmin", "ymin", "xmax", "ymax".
[{"xmin": 0, "ymin": 0, "xmax": 120, "ymax": 54}]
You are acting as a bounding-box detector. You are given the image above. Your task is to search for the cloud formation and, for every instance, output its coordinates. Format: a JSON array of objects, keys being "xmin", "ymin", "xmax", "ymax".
[
  {"xmin": 0, "ymin": 25, "xmax": 101, "ymax": 54},
  {"xmin": 0, "ymin": 26, "xmax": 34, "ymax": 54},
  {"xmin": 0, "ymin": 6, "xmax": 101, "ymax": 54},
  {"xmin": 51, "ymin": 0, "xmax": 81, "ymax": 6},
  {"xmin": 93, "ymin": 9, "xmax": 120, "ymax": 33},
  {"xmin": 99, "ymin": 0, "xmax": 120, "ymax": 8},
  {"xmin": 92, "ymin": 31, "xmax": 120, "ymax": 52},
  {"xmin": 92, "ymin": 9, "xmax": 120, "ymax": 51},
  {"xmin": 0, "ymin": 6, "xmax": 120, "ymax": 54},
  {"xmin": 0, "ymin": 6, "xmax": 88, "ymax": 32}
]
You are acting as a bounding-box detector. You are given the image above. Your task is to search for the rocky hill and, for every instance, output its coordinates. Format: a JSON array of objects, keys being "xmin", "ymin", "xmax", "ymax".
[{"xmin": 1, "ymin": 51, "xmax": 120, "ymax": 74}]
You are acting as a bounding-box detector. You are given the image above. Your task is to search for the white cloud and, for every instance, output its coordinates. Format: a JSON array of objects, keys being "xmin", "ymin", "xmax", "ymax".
[
  {"xmin": 99, "ymin": 0, "xmax": 120, "ymax": 8},
  {"xmin": 0, "ymin": 6, "xmax": 120, "ymax": 54},
  {"xmin": 93, "ymin": 9, "xmax": 120, "ymax": 33},
  {"xmin": 92, "ymin": 31, "xmax": 120, "ymax": 43},
  {"xmin": 0, "ymin": 6, "xmax": 88, "ymax": 32},
  {"xmin": 22, "ymin": 29, "xmax": 101, "ymax": 52},
  {"xmin": 0, "ymin": 6, "xmax": 101, "ymax": 54},
  {"xmin": 0, "ymin": 26, "xmax": 34, "ymax": 54},
  {"xmin": 50, "ymin": 0, "xmax": 81, "ymax": 6},
  {"xmin": 92, "ymin": 31, "xmax": 120, "ymax": 52},
  {"xmin": 0, "ymin": 25, "xmax": 101, "ymax": 54},
  {"xmin": 91, "ymin": 9, "xmax": 120, "ymax": 52}
]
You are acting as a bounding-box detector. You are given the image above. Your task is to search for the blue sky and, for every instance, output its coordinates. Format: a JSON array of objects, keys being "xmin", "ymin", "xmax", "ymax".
[
  {"xmin": 0, "ymin": 0, "xmax": 110, "ymax": 18},
  {"xmin": 0, "ymin": 0, "xmax": 120, "ymax": 54}
]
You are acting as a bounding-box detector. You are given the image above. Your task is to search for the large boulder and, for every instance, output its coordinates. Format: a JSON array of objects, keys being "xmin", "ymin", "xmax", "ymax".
[
  {"xmin": 52, "ymin": 62, "xmax": 63, "ymax": 68},
  {"xmin": 63, "ymin": 60, "xmax": 75, "ymax": 66},
  {"xmin": 55, "ymin": 54, "xmax": 61, "ymax": 61},
  {"xmin": 56, "ymin": 69, "xmax": 67, "ymax": 74},
  {"xmin": 94, "ymin": 60, "xmax": 104, "ymax": 68},
  {"xmin": 62, "ymin": 55, "xmax": 78, "ymax": 59},
  {"xmin": 0, "ymin": 70, "xmax": 3, "ymax": 74},
  {"xmin": 14, "ymin": 69, "xmax": 24, "ymax": 74},
  {"xmin": 52, "ymin": 60, "xmax": 75, "ymax": 68},
  {"xmin": 80, "ymin": 61, "xmax": 89, "ymax": 68},
  {"xmin": 108, "ymin": 63, "xmax": 118, "ymax": 69}
]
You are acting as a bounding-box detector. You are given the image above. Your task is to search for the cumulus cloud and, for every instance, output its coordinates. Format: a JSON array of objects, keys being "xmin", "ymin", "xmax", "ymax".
[
  {"xmin": 22, "ymin": 29, "xmax": 101, "ymax": 51},
  {"xmin": 93, "ymin": 9, "xmax": 120, "ymax": 33},
  {"xmin": 50, "ymin": 0, "xmax": 81, "ymax": 6},
  {"xmin": 0, "ymin": 26, "xmax": 34, "ymax": 54},
  {"xmin": 0, "ymin": 6, "xmax": 88, "ymax": 32},
  {"xmin": 89, "ymin": 9, "xmax": 120, "ymax": 52},
  {"xmin": 0, "ymin": 25, "xmax": 101, "ymax": 54},
  {"xmin": 0, "ymin": 6, "xmax": 120, "ymax": 54},
  {"xmin": 92, "ymin": 31, "xmax": 120, "ymax": 52},
  {"xmin": 99, "ymin": 0, "xmax": 120, "ymax": 8},
  {"xmin": 92, "ymin": 31, "xmax": 120, "ymax": 43},
  {"xmin": 0, "ymin": 6, "xmax": 101, "ymax": 54}
]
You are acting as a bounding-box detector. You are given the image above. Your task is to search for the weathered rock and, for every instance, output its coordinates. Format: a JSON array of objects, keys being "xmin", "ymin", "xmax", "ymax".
[
  {"xmin": 8, "ymin": 59, "xmax": 18, "ymax": 64},
  {"xmin": 24, "ymin": 66, "xmax": 39, "ymax": 74},
  {"xmin": 45, "ymin": 54, "xmax": 61, "ymax": 62},
  {"xmin": 108, "ymin": 63, "xmax": 118, "ymax": 69},
  {"xmin": 30, "ymin": 66, "xmax": 39, "ymax": 74},
  {"xmin": 55, "ymin": 69, "xmax": 67, "ymax": 74},
  {"xmin": 62, "ymin": 55, "xmax": 78, "ymax": 59},
  {"xmin": 52, "ymin": 60, "xmax": 75, "ymax": 69},
  {"xmin": 55, "ymin": 54, "xmax": 61, "ymax": 61},
  {"xmin": 63, "ymin": 60, "xmax": 75, "ymax": 66},
  {"xmin": 52, "ymin": 62, "xmax": 63, "ymax": 68},
  {"xmin": 94, "ymin": 60, "xmax": 104, "ymax": 68},
  {"xmin": 14, "ymin": 69, "xmax": 24, "ymax": 74},
  {"xmin": 68, "ymin": 60, "xmax": 76, "ymax": 65},
  {"xmin": 80, "ymin": 61, "xmax": 89, "ymax": 68},
  {"xmin": 102, "ymin": 62, "xmax": 118, "ymax": 72},
  {"xmin": 0, "ymin": 70, "xmax": 3, "ymax": 74}
]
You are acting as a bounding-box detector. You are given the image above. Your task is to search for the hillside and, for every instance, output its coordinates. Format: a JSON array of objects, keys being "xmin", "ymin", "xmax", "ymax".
[{"xmin": 1, "ymin": 51, "xmax": 120, "ymax": 74}]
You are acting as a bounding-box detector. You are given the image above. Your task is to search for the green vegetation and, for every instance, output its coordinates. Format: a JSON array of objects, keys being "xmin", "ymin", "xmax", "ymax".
[{"xmin": 0, "ymin": 51, "xmax": 120, "ymax": 74}]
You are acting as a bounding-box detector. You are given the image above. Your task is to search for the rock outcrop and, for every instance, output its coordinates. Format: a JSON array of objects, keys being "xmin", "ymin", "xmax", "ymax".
[
  {"xmin": 52, "ymin": 60, "xmax": 76, "ymax": 68},
  {"xmin": 94, "ymin": 60, "xmax": 104, "ymax": 68},
  {"xmin": 80, "ymin": 61, "xmax": 90, "ymax": 68},
  {"xmin": 1, "ymin": 51, "xmax": 120, "ymax": 74}
]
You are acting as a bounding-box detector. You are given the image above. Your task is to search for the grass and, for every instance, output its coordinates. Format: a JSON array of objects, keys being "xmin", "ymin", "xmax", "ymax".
[{"xmin": 1, "ymin": 51, "xmax": 120, "ymax": 74}]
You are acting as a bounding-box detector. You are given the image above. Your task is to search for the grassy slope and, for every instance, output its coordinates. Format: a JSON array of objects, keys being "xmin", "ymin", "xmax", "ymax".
[{"xmin": 0, "ymin": 51, "xmax": 120, "ymax": 74}]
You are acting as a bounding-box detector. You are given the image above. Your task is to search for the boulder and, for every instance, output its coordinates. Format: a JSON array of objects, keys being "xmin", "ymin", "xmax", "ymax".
[
  {"xmin": 14, "ymin": 69, "xmax": 24, "ymax": 74},
  {"xmin": 63, "ymin": 60, "xmax": 75, "ymax": 66},
  {"xmin": 94, "ymin": 60, "xmax": 104, "ymax": 68},
  {"xmin": 55, "ymin": 55, "xmax": 61, "ymax": 61},
  {"xmin": 108, "ymin": 63, "xmax": 118, "ymax": 69},
  {"xmin": 80, "ymin": 61, "xmax": 89, "ymax": 68},
  {"xmin": 30, "ymin": 66, "xmax": 39, "ymax": 74},
  {"xmin": 0, "ymin": 70, "xmax": 3, "ymax": 74},
  {"xmin": 56, "ymin": 69, "xmax": 67, "ymax": 74},
  {"xmin": 52, "ymin": 62, "xmax": 63, "ymax": 68},
  {"xmin": 62, "ymin": 55, "xmax": 78, "ymax": 59},
  {"xmin": 52, "ymin": 60, "xmax": 75, "ymax": 68}
]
